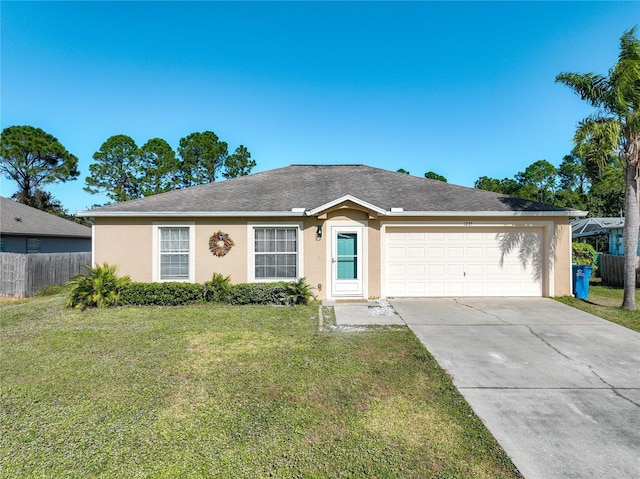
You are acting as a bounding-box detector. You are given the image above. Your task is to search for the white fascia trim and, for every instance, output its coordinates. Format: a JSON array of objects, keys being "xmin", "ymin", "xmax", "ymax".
[
  {"xmin": 79, "ymin": 211, "xmax": 307, "ymax": 218},
  {"xmin": 386, "ymin": 210, "xmax": 588, "ymax": 218},
  {"xmin": 307, "ymin": 195, "xmax": 386, "ymax": 216}
]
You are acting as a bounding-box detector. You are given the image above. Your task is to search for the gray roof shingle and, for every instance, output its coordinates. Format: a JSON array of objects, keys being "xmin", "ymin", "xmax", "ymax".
[
  {"xmin": 81, "ymin": 164, "xmax": 581, "ymax": 216},
  {"xmin": 1, "ymin": 196, "xmax": 92, "ymax": 237}
]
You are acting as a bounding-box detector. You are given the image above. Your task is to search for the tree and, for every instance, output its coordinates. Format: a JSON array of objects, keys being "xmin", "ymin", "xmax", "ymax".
[
  {"xmin": 396, "ymin": 168, "xmax": 410, "ymax": 174},
  {"xmin": 222, "ymin": 145, "xmax": 256, "ymax": 179},
  {"xmin": 424, "ymin": 171, "xmax": 447, "ymax": 182},
  {"xmin": 0, "ymin": 125, "xmax": 79, "ymax": 203},
  {"xmin": 474, "ymin": 176, "xmax": 520, "ymax": 195},
  {"xmin": 556, "ymin": 153, "xmax": 589, "ymax": 210},
  {"xmin": 85, "ymin": 135, "xmax": 143, "ymax": 202},
  {"xmin": 516, "ymin": 160, "xmax": 558, "ymax": 203},
  {"xmin": 556, "ymin": 27, "xmax": 640, "ymax": 310},
  {"xmin": 585, "ymin": 161, "xmax": 626, "ymax": 216},
  {"xmin": 139, "ymin": 138, "xmax": 179, "ymax": 195},
  {"xmin": 177, "ymin": 131, "xmax": 228, "ymax": 187}
]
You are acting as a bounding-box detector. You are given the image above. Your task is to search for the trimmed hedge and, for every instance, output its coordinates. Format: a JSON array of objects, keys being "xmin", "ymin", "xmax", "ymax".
[
  {"xmin": 120, "ymin": 282, "xmax": 205, "ymax": 306},
  {"xmin": 116, "ymin": 279, "xmax": 313, "ymax": 307},
  {"xmin": 226, "ymin": 282, "xmax": 289, "ymax": 305}
]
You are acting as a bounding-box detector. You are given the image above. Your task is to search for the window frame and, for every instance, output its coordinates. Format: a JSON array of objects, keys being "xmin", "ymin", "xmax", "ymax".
[
  {"xmin": 152, "ymin": 222, "xmax": 195, "ymax": 282},
  {"xmin": 248, "ymin": 222, "xmax": 303, "ymax": 282}
]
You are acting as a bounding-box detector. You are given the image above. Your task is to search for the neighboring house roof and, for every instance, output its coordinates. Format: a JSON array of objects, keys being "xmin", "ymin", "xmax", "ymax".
[
  {"xmin": 1, "ymin": 196, "xmax": 92, "ymax": 238},
  {"xmin": 571, "ymin": 217, "xmax": 626, "ymax": 238},
  {"xmin": 79, "ymin": 164, "xmax": 585, "ymax": 217}
]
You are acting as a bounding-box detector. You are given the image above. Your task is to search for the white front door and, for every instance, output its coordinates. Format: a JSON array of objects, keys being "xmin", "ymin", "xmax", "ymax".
[{"xmin": 331, "ymin": 225, "xmax": 364, "ymax": 298}]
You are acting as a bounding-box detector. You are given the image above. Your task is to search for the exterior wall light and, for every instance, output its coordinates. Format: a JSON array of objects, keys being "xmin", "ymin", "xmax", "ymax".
[{"xmin": 316, "ymin": 225, "xmax": 323, "ymax": 239}]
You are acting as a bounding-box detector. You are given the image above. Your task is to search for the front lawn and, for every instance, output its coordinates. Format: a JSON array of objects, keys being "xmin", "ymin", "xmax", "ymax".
[
  {"xmin": 0, "ymin": 295, "xmax": 521, "ymax": 478},
  {"xmin": 555, "ymin": 281, "xmax": 640, "ymax": 332}
]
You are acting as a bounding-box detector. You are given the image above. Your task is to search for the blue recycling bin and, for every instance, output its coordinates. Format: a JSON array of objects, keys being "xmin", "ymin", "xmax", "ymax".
[{"xmin": 572, "ymin": 264, "xmax": 593, "ymax": 299}]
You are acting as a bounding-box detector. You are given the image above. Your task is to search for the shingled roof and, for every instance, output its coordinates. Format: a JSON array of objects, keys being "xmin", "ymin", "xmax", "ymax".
[
  {"xmin": 1, "ymin": 196, "xmax": 92, "ymax": 237},
  {"xmin": 80, "ymin": 164, "xmax": 583, "ymax": 217}
]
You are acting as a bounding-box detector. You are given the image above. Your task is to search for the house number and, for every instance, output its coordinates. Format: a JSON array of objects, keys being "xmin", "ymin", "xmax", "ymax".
[{"xmin": 463, "ymin": 221, "xmax": 473, "ymax": 226}]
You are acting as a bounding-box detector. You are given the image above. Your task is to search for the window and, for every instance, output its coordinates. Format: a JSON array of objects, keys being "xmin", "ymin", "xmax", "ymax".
[
  {"xmin": 26, "ymin": 238, "xmax": 41, "ymax": 254},
  {"xmin": 254, "ymin": 227, "xmax": 298, "ymax": 279},
  {"xmin": 159, "ymin": 227, "xmax": 190, "ymax": 280}
]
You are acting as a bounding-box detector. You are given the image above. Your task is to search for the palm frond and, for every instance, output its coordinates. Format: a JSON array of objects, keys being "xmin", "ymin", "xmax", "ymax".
[
  {"xmin": 619, "ymin": 27, "xmax": 640, "ymax": 63},
  {"xmin": 573, "ymin": 117, "xmax": 622, "ymax": 171},
  {"xmin": 609, "ymin": 28, "xmax": 640, "ymax": 113},
  {"xmin": 555, "ymin": 72, "xmax": 611, "ymax": 109}
]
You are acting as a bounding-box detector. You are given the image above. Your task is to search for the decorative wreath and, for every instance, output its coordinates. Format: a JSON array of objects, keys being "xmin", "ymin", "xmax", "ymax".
[{"xmin": 209, "ymin": 231, "xmax": 235, "ymax": 257}]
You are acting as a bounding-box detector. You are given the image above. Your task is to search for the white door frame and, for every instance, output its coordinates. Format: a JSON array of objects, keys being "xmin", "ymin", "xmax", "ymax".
[{"xmin": 326, "ymin": 221, "xmax": 367, "ymax": 299}]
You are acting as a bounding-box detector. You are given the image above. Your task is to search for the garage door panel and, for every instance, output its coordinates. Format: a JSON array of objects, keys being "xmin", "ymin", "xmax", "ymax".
[
  {"xmin": 389, "ymin": 264, "xmax": 405, "ymax": 276},
  {"xmin": 408, "ymin": 232, "xmax": 426, "ymax": 241},
  {"xmin": 447, "ymin": 264, "xmax": 464, "ymax": 276},
  {"xmin": 385, "ymin": 227, "xmax": 543, "ymax": 297},
  {"xmin": 408, "ymin": 282, "xmax": 427, "ymax": 294},
  {"xmin": 408, "ymin": 264, "xmax": 426, "ymax": 276},
  {"xmin": 485, "ymin": 282, "xmax": 506, "ymax": 295},
  {"xmin": 428, "ymin": 264, "xmax": 445, "ymax": 275},
  {"xmin": 445, "ymin": 282, "xmax": 465, "ymax": 295},
  {"xmin": 388, "ymin": 246, "xmax": 406, "ymax": 258}
]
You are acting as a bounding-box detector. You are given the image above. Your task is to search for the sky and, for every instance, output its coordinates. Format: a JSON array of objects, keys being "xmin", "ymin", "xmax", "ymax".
[{"xmin": 1, "ymin": 1, "xmax": 638, "ymax": 214}]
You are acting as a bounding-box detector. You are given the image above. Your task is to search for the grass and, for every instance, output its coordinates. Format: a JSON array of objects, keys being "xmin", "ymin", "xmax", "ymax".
[
  {"xmin": 0, "ymin": 295, "xmax": 522, "ymax": 478},
  {"xmin": 555, "ymin": 279, "xmax": 640, "ymax": 332}
]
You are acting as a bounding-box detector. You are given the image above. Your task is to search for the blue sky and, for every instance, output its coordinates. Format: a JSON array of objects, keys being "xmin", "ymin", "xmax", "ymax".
[{"xmin": 1, "ymin": 1, "xmax": 637, "ymax": 213}]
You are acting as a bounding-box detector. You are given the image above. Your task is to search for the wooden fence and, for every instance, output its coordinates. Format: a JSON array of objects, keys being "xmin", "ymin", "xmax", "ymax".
[
  {"xmin": 0, "ymin": 252, "xmax": 92, "ymax": 297},
  {"xmin": 599, "ymin": 253, "xmax": 640, "ymax": 288}
]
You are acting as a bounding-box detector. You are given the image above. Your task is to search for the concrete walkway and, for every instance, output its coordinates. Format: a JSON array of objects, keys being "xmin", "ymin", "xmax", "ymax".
[
  {"xmin": 390, "ymin": 297, "xmax": 640, "ymax": 479},
  {"xmin": 325, "ymin": 300, "xmax": 405, "ymax": 326}
]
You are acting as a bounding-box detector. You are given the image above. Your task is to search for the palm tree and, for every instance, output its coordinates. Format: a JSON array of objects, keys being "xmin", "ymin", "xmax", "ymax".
[{"xmin": 556, "ymin": 28, "xmax": 639, "ymax": 310}]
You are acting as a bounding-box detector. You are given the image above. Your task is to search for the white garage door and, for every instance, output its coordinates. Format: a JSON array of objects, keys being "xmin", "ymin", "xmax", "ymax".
[{"xmin": 385, "ymin": 227, "xmax": 543, "ymax": 297}]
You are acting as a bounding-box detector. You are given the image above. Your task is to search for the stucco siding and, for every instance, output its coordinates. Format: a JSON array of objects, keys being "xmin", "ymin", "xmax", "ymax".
[
  {"xmin": 92, "ymin": 212, "xmax": 574, "ymax": 299},
  {"xmin": 553, "ymin": 222, "xmax": 572, "ymax": 296},
  {"xmin": 193, "ymin": 220, "xmax": 248, "ymax": 284},
  {"xmin": 94, "ymin": 219, "xmax": 153, "ymax": 282}
]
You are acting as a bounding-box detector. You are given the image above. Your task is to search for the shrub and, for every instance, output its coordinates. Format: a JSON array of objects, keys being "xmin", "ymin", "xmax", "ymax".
[
  {"xmin": 284, "ymin": 278, "xmax": 315, "ymax": 305},
  {"xmin": 572, "ymin": 242, "xmax": 598, "ymax": 272},
  {"xmin": 68, "ymin": 263, "xmax": 131, "ymax": 310},
  {"xmin": 120, "ymin": 282, "xmax": 205, "ymax": 306},
  {"xmin": 203, "ymin": 273, "xmax": 232, "ymax": 303},
  {"xmin": 225, "ymin": 278, "xmax": 315, "ymax": 306},
  {"xmin": 226, "ymin": 282, "xmax": 289, "ymax": 305}
]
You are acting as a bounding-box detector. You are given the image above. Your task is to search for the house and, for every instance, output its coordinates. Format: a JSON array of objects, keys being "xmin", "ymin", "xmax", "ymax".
[
  {"xmin": 78, "ymin": 164, "xmax": 585, "ymax": 300},
  {"xmin": 571, "ymin": 217, "xmax": 640, "ymax": 256},
  {"xmin": 1, "ymin": 196, "xmax": 92, "ymax": 253}
]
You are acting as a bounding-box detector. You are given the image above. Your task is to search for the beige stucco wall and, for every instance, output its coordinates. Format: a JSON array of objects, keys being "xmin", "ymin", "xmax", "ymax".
[
  {"xmin": 94, "ymin": 218, "xmax": 154, "ymax": 282},
  {"xmin": 92, "ymin": 211, "xmax": 574, "ymax": 300},
  {"xmin": 554, "ymin": 222, "xmax": 572, "ymax": 296}
]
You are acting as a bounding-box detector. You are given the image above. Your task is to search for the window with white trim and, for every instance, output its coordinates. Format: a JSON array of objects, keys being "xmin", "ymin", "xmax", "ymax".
[
  {"xmin": 159, "ymin": 227, "xmax": 190, "ymax": 280},
  {"xmin": 254, "ymin": 227, "xmax": 298, "ymax": 279}
]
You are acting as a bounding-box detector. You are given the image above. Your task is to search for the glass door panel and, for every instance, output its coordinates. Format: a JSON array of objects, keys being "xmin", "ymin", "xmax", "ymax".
[{"xmin": 337, "ymin": 233, "xmax": 357, "ymax": 279}]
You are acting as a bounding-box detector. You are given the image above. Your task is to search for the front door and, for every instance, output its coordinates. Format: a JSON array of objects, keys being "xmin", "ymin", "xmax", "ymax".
[{"xmin": 331, "ymin": 226, "xmax": 363, "ymax": 297}]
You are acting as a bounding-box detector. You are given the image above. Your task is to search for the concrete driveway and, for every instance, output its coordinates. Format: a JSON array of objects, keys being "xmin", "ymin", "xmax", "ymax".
[{"xmin": 390, "ymin": 297, "xmax": 640, "ymax": 479}]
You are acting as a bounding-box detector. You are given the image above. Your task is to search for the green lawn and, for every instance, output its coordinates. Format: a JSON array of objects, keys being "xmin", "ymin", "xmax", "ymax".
[
  {"xmin": 0, "ymin": 295, "xmax": 521, "ymax": 478},
  {"xmin": 555, "ymin": 281, "xmax": 640, "ymax": 332}
]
